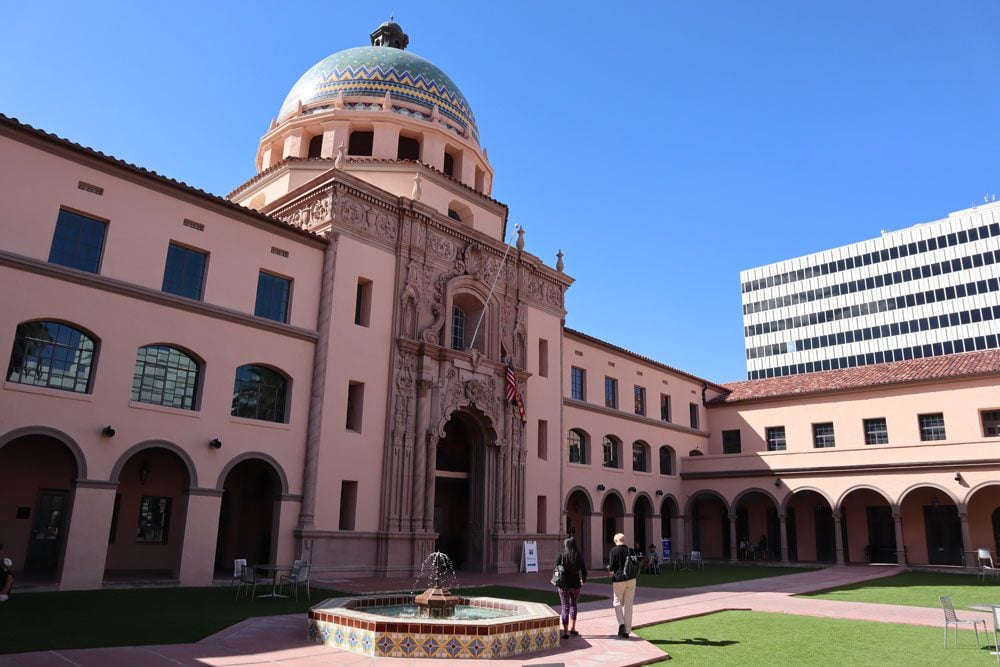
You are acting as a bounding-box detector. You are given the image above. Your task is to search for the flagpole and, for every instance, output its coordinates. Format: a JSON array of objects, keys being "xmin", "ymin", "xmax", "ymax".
[{"xmin": 468, "ymin": 223, "xmax": 519, "ymax": 354}]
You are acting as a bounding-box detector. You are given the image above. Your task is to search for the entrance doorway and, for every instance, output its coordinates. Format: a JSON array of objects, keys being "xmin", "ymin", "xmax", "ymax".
[
  {"xmin": 25, "ymin": 490, "xmax": 67, "ymax": 574},
  {"xmin": 924, "ymin": 504, "xmax": 963, "ymax": 565},
  {"xmin": 215, "ymin": 459, "xmax": 280, "ymax": 573}
]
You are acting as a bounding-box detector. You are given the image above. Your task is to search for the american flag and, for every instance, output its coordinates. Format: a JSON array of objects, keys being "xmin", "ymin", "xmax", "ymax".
[{"xmin": 506, "ymin": 358, "xmax": 526, "ymax": 423}]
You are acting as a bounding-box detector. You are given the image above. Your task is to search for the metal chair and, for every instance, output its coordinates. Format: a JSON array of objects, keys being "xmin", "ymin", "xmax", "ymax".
[
  {"xmin": 280, "ymin": 561, "xmax": 311, "ymax": 600},
  {"xmin": 978, "ymin": 548, "xmax": 1000, "ymax": 583},
  {"xmin": 991, "ymin": 606, "xmax": 1000, "ymax": 664},
  {"xmin": 940, "ymin": 595, "xmax": 986, "ymax": 647},
  {"xmin": 689, "ymin": 550, "xmax": 705, "ymax": 570},
  {"xmin": 231, "ymin": 558, "xmax": 247, "ymax": 587},
  {"xmin": 236, "ymin": 564, "xmax": 273, "ymax": 601}
]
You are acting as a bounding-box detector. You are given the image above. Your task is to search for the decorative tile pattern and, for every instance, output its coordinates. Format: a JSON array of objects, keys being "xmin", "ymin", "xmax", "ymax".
[
  {"xmin": 279, "ymin": 46, "xmax": 479, "ymax": 142},
  {"xmin": 308, "ymin": 595, "xmax": 559, "ymax": 659}
]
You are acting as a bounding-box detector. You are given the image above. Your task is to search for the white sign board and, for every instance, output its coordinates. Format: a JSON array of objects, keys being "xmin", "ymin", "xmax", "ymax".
[{"xmin": 521, "ymin": 540, "xmax": 539, "ymax": 572}]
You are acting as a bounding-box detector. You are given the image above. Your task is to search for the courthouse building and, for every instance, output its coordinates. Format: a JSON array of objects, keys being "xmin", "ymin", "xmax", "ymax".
[{"xmin": 1, "ymin": 22, "xmax": 999, "ymax": 590}]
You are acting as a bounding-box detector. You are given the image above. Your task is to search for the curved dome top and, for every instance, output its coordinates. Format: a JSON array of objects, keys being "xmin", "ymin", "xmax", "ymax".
[{"xmin": 278, "ymin": 46, "xmax": 478, "ymax": 143}]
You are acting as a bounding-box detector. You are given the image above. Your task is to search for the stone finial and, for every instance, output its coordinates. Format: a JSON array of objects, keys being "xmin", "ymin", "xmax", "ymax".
[
  {"xmin": 411, "ymin": 174, "xmax": 422, "ymax": 200},
  {"xmin": 483, "ymin": 147, "xmax": 489, "ymax": 159},
  {"xmin": 556, "ymin": 249, "xmax": 564, "ymax": 272},
  {"xmin": 431, "ymin": 105, "xmax": 441, "ymax": 122},
  {"xmin": 295, "ymin": 99, "xmax": 303, "ymax": 116},
  {"xmin": 269, "ymin": 118, "xmax": 277, "ymax": 130},
  {"xmin": 516, "ymin": 226, "xmax": 525, "ymax": 250},
  {"xmin": 382, "ymin": 91, "xmax": 392, "ymax": 111},
  {"xmin": 463, "ymin": 123, "xmax": 472, "ymax": 138},
  {"xmin": 333, "ymin": 91, "xmax": 344, "ymax": 109},
  {"xmin": 334, "ymin": 143, "xmax": 346, "ymax": 169}
]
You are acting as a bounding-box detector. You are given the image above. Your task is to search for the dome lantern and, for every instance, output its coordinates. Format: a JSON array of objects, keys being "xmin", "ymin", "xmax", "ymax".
[{"xmin": 370, "ymin": 18, "xmax": 409, "ymax": 50}]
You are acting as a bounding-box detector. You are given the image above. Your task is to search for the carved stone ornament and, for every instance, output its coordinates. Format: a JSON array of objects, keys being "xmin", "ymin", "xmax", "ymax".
[{"xmin": 434, "ymin": 368, "xmax": 501, "ymax": 440}]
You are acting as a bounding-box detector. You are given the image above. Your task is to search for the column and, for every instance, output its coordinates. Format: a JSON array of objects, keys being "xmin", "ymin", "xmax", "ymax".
[
  {"xmin": 959, "ymin": 510, "xmax": 973, "ymax": 567},
  {"xmin": 779, "ymin": 513, "xmax": 789, "ymax": 564},
  {"xmin": 59, "ymin": 482, "xmax": 117, "ymax": 590},
  {"xmin": 729, "ymin": 515, "xmax": 738, "ymax": 562},
  {"xmin": 588, "ymin": 511, "xmax": 605, "ymax": 568},
  {"xmin": 282, "ymin": 129, "xmax": 305, "ymax": 159},
  {"xmin": 321, "ymin": 121, "xmax": 351, "ymax": 158},
  {"xmin": 411, "ymin": 380, "xmax": 432, "ymax": 531},
  {"xmin": 178, "ymin": 489, "xmax": 223, "ymax": 586},
  {"xmin": 832, "ymin": 511, "xmax": 845, "ymax": 565},
  {"xmin": 893, "ymin": 511, "xmax": 906, "ymax": 566},
  {"xmin": 372, "ymin": 121, "xmax": 401, "ymax": 159},
  {"xmin": 682, "ymin": 514, "xmax": 692, "ymax": 556}
]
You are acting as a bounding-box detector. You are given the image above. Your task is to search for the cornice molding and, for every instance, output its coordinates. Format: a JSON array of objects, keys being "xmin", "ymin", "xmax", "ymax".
[{"xmin": 562, "ymin": 397, "xmax": 709, "ymax": 437}]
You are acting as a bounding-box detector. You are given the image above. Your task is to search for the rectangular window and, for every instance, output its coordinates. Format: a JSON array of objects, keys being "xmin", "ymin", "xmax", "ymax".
[
  {"xmin": 634, "ymin": 385, "xmax": 646, "ymax": 416},
  {"xmin": 689, "ymin": 403, "xmax": 700, "ymax": 430},
  {"xmin": 537, "ymin": 496, "xmax": 547, "ymax": 534},
  {"xmin": 919, "ymin": 413, "xmax": 946, "ymax": 441},
  {"xmin": 338, "ymin": 481, "xmax": 357, "ymax": 530},
  {"xmin": 766, "ymin": 426, "xmax": 786, "ymax": 451},
  {"xmin": 538, "ymin": 338, "xmax": 549, "ymax": 377},
  {"xmin": 537, "ymin": 419, "xmax": 548, "ymax": 460},
  {"xmin": 136, "ymin": 496, "xmax": 171, "ymax": 544},
  {"xmin": 982, "ymin": 410, "xmax": 1000, "ymax": 437},
  {"xmin": 812, "ymin": 422, "xmax": 836, "ymax": 448},
  {"xmin": 48, "ymin": 209, "xmax": 108, "ymax": 273},
  {"xmin": 863, "ymin": 418, "xmax": 889, "ymax": 445},
  {"xmin": 346, "ymin": 381, "xmax": 364, "ymax": 432},
  {"xmin": 722, "ymin": 429, "xmax": 742, "ymax": 454},
  {"xmin": 255, "ymin": 271, "xmax": 291, "ymax": 323},
  {"xmin": 602, "ymin": 437, "xmax": 620, "ymax": 468},
  {"xmin": 571, "ymin": 367, "xmax": 586, "ymax": 401},
  {"xmin": 605, "ymin": 376, "xmax": 618, "ymax": 409},
  {"xmin": 355, "ymin": 278, "xmax": 372, "ymax": 326},
  {"xmin": 161, "ymin": 242, "xmax": 208, "ymax": 300},
  {"xmin": 660, "ymin": 394, "xmax": 671, "ymax": 422}
]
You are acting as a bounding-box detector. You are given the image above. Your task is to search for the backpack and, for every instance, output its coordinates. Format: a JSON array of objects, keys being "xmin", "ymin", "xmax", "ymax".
[{"xmin": 622, "ymin": 551, "xmax": 640, "ymax": 580}]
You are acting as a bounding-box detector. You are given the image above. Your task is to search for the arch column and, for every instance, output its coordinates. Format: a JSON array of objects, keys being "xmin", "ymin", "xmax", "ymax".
[
  {"xmin": 832, "ymin": 511, "xmax": 844, "ymax": 565},
  {"xmin": 650, "ymin": 512, "xmax": 662, "ymax": 555},
  {"xmin": 778, "ymin": 513, "xmax": 789, "ymax": 564},
  {"xmin": 893, "ymin": 511, "xmax": 906, "ymax": 566},
  {"xmin": 959, "ymin": 510, "xmax": 972, "ymax": 567},
  {"xmin": 587, "ymin": 511, "xmax": 604, "ymax": 568},
  {"xmin": 729, "ymin": 515, "xmax": 738, "ymax": 562},
  {"xmin": 683, "ymin": 513, "xmax": 692, "ymax": 556},
  {"xmin": 59, "ymin": 481, "xmax": 117, "ymax": 590},
  {"xmin": 178, "ymin": 488, "xmax": 223, "ymax": 586}
]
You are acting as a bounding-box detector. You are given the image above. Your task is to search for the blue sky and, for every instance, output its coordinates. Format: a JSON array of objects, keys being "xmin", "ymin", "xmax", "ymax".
[{"xmin": 3, "ymin": 1, "xmax": 998, "ymax": 382}]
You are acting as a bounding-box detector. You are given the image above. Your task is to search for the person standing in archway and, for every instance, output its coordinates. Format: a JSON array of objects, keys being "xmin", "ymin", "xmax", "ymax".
[{"xmin": 608, "ymin": 533, "xmax": 636, "ymax": 639}]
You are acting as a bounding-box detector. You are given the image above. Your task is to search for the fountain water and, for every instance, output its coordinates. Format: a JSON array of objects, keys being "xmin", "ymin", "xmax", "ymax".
[{"xmin": 307, "ymin": 551, "xmax": 560, "ymax": 659}]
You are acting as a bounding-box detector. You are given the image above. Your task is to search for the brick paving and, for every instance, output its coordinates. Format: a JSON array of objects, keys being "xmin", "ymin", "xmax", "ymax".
[{"xmin": 1, "ymin": 565, "xmax": 994, "ymax": 666}]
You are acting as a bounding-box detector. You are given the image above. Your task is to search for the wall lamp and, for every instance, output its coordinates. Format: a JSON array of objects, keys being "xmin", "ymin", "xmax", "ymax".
[
  {"xmin": 954, "ymin": 472, "xmax": 963, "ymax": 482},
  {"xmin": 209, "ymin": 438, "xmax": 223, "ymax": 450},
  {"xmin": 102, "ymin": 425, "xmax": 116, "ymax": 437},
  {"xmin": 596, "ymin": 484, "xmax": 606, "ymax": 492},
  {"xmin": 655, "ymin": 490, "xmax": 664, "ymax": 496},
  {"xmin": 774, "ymin": 478, "xmax": 782, "ymax": 487},
  {"xmin": 627, "ymin": 486, "xmax": 637, "ymax": 493}
]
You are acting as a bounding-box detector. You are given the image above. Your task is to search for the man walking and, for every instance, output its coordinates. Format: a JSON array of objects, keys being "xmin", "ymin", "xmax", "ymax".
[{"xmin": 607, "ymin": 532, "xmax": 637, "ymax": 639}]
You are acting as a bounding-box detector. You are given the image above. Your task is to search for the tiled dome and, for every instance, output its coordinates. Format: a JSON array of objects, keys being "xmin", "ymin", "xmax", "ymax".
[{"xmin": 278, "ymin": 46, "xmax": 478, "ymax": 144}]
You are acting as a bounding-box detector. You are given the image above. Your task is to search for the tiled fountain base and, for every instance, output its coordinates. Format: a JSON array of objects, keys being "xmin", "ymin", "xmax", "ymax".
[{"xmin": 307, "ymin": 595, "xmax": 560, "ymax": 659}]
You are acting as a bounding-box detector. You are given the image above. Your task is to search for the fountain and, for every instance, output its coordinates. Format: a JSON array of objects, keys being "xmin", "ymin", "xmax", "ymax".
[{"xmin": 307, "ymin": 551, "xmax": 560, "ymax": 659}]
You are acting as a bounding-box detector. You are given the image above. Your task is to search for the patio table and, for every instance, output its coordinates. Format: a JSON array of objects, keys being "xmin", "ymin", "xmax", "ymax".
[
  {"xmin": 254, "ymin": 564, "xmax": 292, "ymax": 599},
  {"xmin": 967, "ymin": 604, "xmax": 999, "ymax": 656}
]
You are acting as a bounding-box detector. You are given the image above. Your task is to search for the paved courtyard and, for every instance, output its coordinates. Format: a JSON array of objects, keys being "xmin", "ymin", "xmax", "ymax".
[{"xmin": 0, "ymin": 565, "xmax": 989, "ymax": 666}]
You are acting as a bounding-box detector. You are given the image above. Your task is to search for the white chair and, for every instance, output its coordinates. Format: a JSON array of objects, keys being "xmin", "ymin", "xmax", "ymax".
[
  {"xmin": 231, "ymin": 558, "xmax": 247, "ymax": 587},
  {"xmin": 280, "ymin": 561, "xmax": 311, "ymax": 600},
  {"xmin": 991, "ymin": 606, "xmax": 1000, "ymax": 664},
  {"xmin": 689, "ymin": 550, "xmax": 705, "ymax": 571},
  {"xmin": 978, "ymin": 548, "xmax": 1000, "ymax": 583},
  {"xmin": 940, "ymin": 595, "xmax": 986, "ymax": 647}
]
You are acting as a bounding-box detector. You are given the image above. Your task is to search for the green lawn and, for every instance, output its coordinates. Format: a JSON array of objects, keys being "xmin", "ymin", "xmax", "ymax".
[
  {"xmin": 0, "ymin": 584, "xmax": 602, "ymax": 655},
  {"xmin": 590, "ymin": 564, "xmax": 816, "ymax": 589},
  {"xmin": 799, "ymin": 571, "xmax": 1000, "ymax": 610},
  {"xmin": 636, "ymin": 610, "xmax": 999, "ymax": 666}
]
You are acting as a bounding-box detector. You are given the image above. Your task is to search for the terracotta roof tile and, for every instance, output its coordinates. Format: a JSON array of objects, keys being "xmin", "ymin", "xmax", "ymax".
[{"xmin": 710, "ymin": 349, "xmax": 1000, "ymax": 404}]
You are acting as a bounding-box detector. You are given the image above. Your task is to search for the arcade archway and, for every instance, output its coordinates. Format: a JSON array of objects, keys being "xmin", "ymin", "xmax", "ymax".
[{"xmin": 214, "ymin": 458, "xmax": 282, "ymax": 573}]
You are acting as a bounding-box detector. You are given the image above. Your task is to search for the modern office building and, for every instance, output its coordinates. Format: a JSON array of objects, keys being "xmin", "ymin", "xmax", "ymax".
[
  {"xmin": 741, "ymin": 203, "xmax": 1000, "ymax": 380},
  {"xmin": 2, "ymin": 22, "xmax": 999, "ymax": 595}
]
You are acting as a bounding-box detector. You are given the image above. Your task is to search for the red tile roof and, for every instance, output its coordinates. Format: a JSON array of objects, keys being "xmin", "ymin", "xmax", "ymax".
[{"xmin": 710, "ymin": 349, "xmax": 1000, "ymax": 404}]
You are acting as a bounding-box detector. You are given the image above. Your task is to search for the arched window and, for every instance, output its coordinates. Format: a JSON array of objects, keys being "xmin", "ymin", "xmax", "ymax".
[
  {"xmin": 447, "ymin": 200, "xmax": 473, "ymax": 226},
  {"xmin": 451, "ymin": 305, "xmax": 466, "ymax": 350},
  {"xmin": 131, "ymin": 345, "xmax": 200, "ymax": 410},
  {"xmin": 7, "ymin": 320, "xmax": 96, "ymax": 393},
  {"xmin": 688, "ymin": 449, "xmax": 704, "ymax": 457},
  {"xmin": 568, "ymin": 429, "xmax": 589, "ymax": 464},
  {"xmin": 659, "ymin": 445, "xmax": 676, "ymax": 475},
  {"xmin": 443, "ymin": 151, "xmax": 455, "ymax": 177},
  {"xmin": 632, "ymin": 441, "xmax": 649, "ymax": 472},
  {"xmin": 451, "ymin": 293, "xmax": 486, "ymax": 354},
  {"xmin": 602, "ymin": 435, "xmax": 621, "ymax": 469},
  {"xmin": 397, "ymin": 135, "xmax": 420, "ymax": 161},
  {"xmin": 232, "ymin": 364, "xmax": 288, "ymax": 423},
  {"xmin": 307, "ymin": 135, "xmax": 323, "ymax": 158}
]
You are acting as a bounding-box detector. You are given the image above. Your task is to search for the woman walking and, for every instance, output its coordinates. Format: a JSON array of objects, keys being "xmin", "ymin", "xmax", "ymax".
[{"xmin": 555, "ymin": 537, "xmax": 588, "ymax": 639}]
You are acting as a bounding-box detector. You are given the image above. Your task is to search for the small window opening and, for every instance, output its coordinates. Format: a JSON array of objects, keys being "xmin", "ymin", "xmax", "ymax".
[
  {"xmin": 307, "ymin": 135, "xmax": 323, "ymax": 158},
  {"xmin": 348, "ymin": 131, "xmax": 374, "ymax": 156},
  {"xmin": 398, "ymin": 135, "xmax": 420, "ymax": 161}
]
